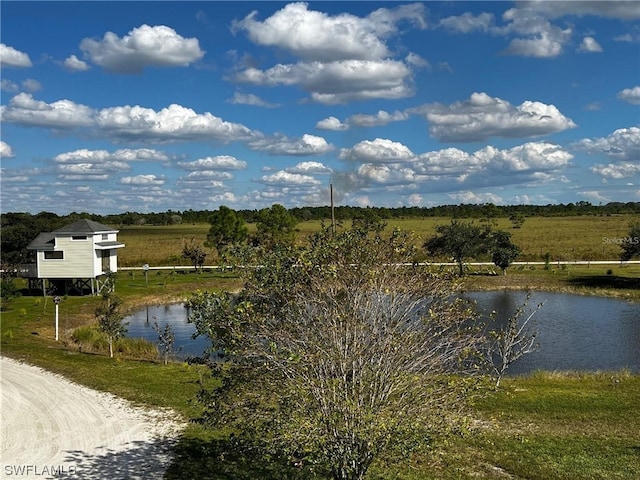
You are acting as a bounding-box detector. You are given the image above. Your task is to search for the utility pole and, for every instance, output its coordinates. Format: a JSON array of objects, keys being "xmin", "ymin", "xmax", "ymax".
[{"xmin": 330, "ymin": 183, "xmax": 336, "ymax": 235}]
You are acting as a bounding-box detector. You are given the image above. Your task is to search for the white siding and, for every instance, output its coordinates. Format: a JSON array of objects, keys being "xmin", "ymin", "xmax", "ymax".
[
  {"xmin": 109, "ymin": 251, "xmax": 118, "ymax": 273},
  {"xmin": 38, "ymin": 236, "xmax": 96, "ymax": 278}
]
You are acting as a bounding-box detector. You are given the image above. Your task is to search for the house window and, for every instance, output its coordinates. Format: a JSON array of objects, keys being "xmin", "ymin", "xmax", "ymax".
[
  {"xmin": 71, "ymin": 235, "xmax": 87, "ymax": 241},
  {"xmin": 44, "ymin": 251, "xmax": 64, "ymax": 260},
  {"xmin": 102, "ymin": 234, "xmax": 109, "ymax": 241}
]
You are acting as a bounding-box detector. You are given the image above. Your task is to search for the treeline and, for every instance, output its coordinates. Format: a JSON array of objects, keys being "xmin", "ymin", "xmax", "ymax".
[
  {"xmin": 32, "ymin": 202, "xmax": 640, "ymax": 226},
  {"xmin": 2, "ymin": 201, "xmax": 640, "ymax": 229},
  {"xmin": 121, "ymin": 201, "xmax": 640, "ymax": 224}
]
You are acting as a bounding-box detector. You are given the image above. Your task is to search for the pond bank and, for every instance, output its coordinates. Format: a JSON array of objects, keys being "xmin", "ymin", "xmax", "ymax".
[{"xmin": 462, "ymin": 268, "xmax": 640, "ymax": 302}]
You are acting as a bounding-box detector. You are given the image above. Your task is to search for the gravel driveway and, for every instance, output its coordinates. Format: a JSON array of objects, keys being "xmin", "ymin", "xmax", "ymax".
[{"xmin": 1, "ymin": 356, "xmax": 182, "ymax": 480}]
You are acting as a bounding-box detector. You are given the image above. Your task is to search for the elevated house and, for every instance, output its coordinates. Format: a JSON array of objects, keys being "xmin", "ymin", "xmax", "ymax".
[{"xmin": 24, "ymin": 219, "xmax": 125, "ymax": 295}]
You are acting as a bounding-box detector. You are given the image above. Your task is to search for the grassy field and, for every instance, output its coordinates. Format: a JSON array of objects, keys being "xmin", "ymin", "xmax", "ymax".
[
  {"xmin": 2, "ymin": 214, "xmax": 639, "ymax": 479},
  {"xmin": 115, "ymin": 214, "xmax": 638, "ymax": 267},
  {"xmin": 3, "ymin": 287, "xmax": 639, "ymax": 480}
]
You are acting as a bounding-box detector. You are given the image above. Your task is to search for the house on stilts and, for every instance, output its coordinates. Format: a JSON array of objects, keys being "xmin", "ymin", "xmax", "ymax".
[{"xmin": 22, "ymin": 219, "xmax": 125, "ymax": 295}]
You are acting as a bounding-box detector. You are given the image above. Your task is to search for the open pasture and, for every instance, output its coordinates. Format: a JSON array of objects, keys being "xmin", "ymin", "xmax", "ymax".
[{"xmin": 116, "ymin": 215, "xmax": 638, "ymax": 267}]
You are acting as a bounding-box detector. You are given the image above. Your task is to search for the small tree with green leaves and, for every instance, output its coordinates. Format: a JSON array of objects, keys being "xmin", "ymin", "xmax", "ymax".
[
  {"xmin": 95, "ymin": 272, "xmax": 127, "ymax": 358},
  {"xmin": 252, "ymin": 203, "xmax": 298, "ymax": 249},
  {"xmin": 206, "ymin": 205, "xmax": 248, "ymax": 256},
  {"xmin": 424, "ymin": 220, "xmax": 489, "ymax": 275},
  {"xmin": 490, "ymin": 230, "xmax": 521, "ymax": 275}
]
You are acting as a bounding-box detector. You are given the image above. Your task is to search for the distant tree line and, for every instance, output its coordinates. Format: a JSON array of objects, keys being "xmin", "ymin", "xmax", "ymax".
[
  {"xmin": 182, "ymin": 201, "xmax": 639, "ymax": 224},
  {"xmin": 4, "ymin": 201, "xmax": 639, "ymax": 228}
]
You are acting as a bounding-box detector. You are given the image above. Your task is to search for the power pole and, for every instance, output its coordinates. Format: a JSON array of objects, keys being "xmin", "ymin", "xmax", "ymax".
[{"xmin": 330, "ymin": 183, "xmax": 336, "ymax": 235}]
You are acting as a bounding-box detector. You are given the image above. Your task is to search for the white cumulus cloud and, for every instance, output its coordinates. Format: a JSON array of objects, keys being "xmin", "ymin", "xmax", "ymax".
[
  {"xmin": 575, "ymin": 126, "xmax": 640, "ymax": 161},
  {"xmin": 286, "ymin": 161, "xmax": 333, "ymax": 175},
  {"xmin": 410, "ymin": 92, "xmax": 577, "ymax": 142},
  {"xmin": 347, "ymin": 110, "xmax": 408, "ymax": 128},
  {"xmin": 54, "ymin": 148, "xmax": 172, "ymax": 164},
  {"xmin": 346, "ymin": 141, "xmax": 572, "ymax": 192},
  {"xmin": 340, "ymin": 138, "xmax": 414, "ymax": 163},
  {"xmin": 617, "ymin": 86, "xmax": 640, "ymax": 105},
  {"xmin": 63, "ymin": 54, "xmax": 90, "ymax": 72},
  {"xmin": 259, "ymin": 171, "xmax": 322, "ymax": 186},
  {"xmin": 250, "ymin": 133, "xmax": 333, "ymax": 156},
  {"xmin": 1, "ymin": 93, "xmax": 95, "ymax": 128},
  {"xmin": 95, "ymin": 103, "xmax": 258, "ymax": 143},
  {"xmin": 578, "ymin": 36, "xmax": 603, "ymax": 52},
  {"xmin": 236, "ymin": 59, "xmax": 414, "ymax": 105},
  {"xmin": 0, "ymin": 94, "xmax": 271, "ymax": 146},
  {"xmin": 178, "ymin": 155, "xmax": 247, "ymax": 171},
  {"xmin": 477, "ymin": 142, "xmax": 573, "ymax": 171},
  {"xmin": 0, "ymin": 43, "xmax": 32, "ymax": 67},
  {"xmin": 316, "ymin": 116, "xmax": 349, "ymax": 131},
  {"xmin": 181, "ymin": 171, "xmax": 234, "ymax": 182},
  {"xmin": 232, "ymin": 2, "xmax": 425, "ymax": 62},
  {"xmin": 120, "ymin": 174, "xmax": 166, "ymax": 186},
  {"xmin": 56, "ymin": 161, "xmax": 130, "ymax": 181},
  {"xmin": 0, "ymin": 141, "xmax": 15, "ymax": 158},
  {"xmin": 80, "ymin": 24, "xmax": 205, "ymax": 73},
  {"xmin": 589, "ymin": 163, "xmax": 640, "ymax": 179}
]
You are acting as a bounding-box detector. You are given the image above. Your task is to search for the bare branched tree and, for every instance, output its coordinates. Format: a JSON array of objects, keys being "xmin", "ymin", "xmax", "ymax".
[
  {"xmin": 182, "ymin": 238, "xmax": 207, "ymax": 273},
  {"xmin": 486, "ymin": 294, "xmax": 542, "ymax": 388},
  {"xmin": 95, "ymin": 272, "xmax": 126, "ymax": 358},
  {"xmin": 153, "ymin": 320, "xmax": 175, "ymax": 365},
  {"xmin": 188, "ymin": 225, "xmax": 491, "ymax": 480}
]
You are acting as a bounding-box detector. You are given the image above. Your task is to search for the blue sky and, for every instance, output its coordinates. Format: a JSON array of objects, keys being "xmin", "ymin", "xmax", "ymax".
[{"xmin": 1, "ymin": 1, "xmax": 639, "ymax": 215}]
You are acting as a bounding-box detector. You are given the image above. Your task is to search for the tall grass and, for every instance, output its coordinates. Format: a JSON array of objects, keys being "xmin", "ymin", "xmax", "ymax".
[{"xmin": 70, "ymin": 325, "xmax": 158, "ymax": 360}]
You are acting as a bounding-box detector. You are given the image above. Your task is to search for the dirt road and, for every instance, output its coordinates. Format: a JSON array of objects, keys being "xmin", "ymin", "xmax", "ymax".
[{"xmin": 1, "ymin": 356, "xmax": 182, "ymax": 479}]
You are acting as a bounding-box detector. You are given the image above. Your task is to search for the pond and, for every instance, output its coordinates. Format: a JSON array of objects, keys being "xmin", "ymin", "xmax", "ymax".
[
  {"xmin": 125, "ymin": 292, "xmax": 640, "ymax": 373},
  {"xmin": 463, "ymin": 291, "xmax": 640, "ymax": 374},
  {"xmin": 125, "ymin": 304, "xmax": 209, "ymax": 360}
]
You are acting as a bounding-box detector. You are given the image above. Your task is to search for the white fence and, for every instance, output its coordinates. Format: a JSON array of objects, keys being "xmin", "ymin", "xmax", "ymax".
[{"xmin": 119, "ymin": 260, "xmax": 640, "ymax": 272}]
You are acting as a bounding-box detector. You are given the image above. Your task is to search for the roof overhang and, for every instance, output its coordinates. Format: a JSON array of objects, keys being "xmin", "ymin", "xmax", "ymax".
[{"xmin": 95, "ymin": 241, "xmax": 125, "ymax": 250}]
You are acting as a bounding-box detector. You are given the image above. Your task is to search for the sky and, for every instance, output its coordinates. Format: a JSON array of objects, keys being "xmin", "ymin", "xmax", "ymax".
[{"xmin": 1, "ymin": 1, "xmax": 639, "ymax": 215}]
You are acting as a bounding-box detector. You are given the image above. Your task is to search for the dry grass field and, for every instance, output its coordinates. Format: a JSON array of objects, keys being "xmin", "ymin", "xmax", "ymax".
[{"xmin": 116, "ymin": 214, "xmax": 638, "ymax": 267}]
